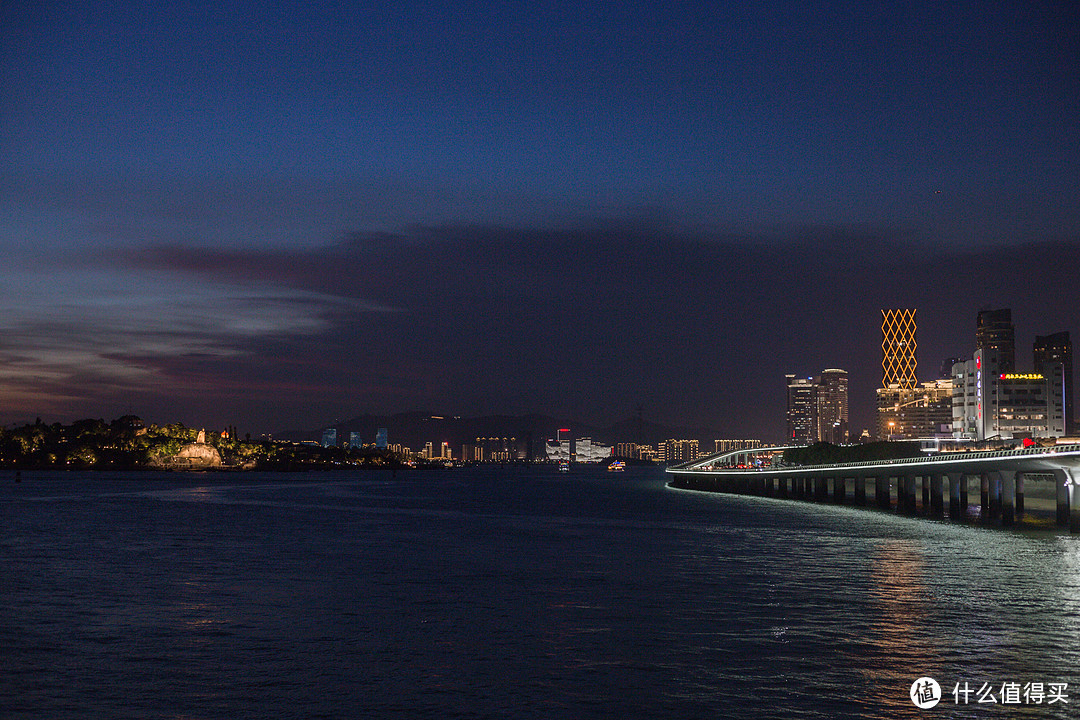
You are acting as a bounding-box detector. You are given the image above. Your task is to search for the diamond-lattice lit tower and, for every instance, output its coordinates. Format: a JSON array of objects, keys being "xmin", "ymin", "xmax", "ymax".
[{"xmin": 881, "ymin": 308, "xmax": 917, "ymax": 389}]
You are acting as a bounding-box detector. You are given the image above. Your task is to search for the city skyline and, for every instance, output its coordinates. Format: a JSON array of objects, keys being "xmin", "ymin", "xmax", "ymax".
[{"xmin": 3, "ymin": 2, "xmax": 1079, "ymax": 440}]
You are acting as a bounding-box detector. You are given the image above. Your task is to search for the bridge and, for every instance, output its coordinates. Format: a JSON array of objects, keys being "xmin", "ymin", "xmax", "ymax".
[{"xmin": 666, "ymin": 444, "xmax": 1080, "ymax": 532}]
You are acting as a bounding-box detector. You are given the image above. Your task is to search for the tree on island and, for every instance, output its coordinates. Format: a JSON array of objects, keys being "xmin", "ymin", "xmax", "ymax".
[{"xmin": 0, "ymin": 416, "xmax": 404, "ymax": 471}]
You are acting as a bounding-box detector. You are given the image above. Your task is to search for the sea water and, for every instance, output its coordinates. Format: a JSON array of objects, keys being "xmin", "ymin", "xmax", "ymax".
[{"xmin": 2, "ymin": 466, "xmax": 1078, "ymax": 718}]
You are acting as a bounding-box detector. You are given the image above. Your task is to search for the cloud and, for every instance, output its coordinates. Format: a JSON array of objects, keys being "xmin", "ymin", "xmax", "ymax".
[
  {"xmin": 0, "ymin": 259, "xmax": 396, "ymax": 421},
  {"xmin": 3, "ymin": 213, "xmax": 1078, "ymax": 436}
]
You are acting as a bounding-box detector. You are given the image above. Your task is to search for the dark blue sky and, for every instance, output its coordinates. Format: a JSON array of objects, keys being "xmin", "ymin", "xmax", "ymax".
[{"xmin": 2, "ymin": 1, "xmax": 1078, "ymax": 440}]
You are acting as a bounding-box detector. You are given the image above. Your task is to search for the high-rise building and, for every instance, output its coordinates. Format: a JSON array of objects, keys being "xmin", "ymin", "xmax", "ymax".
[
  {"xmin": 878, "ymin": 380, "xmax": 954, "ymax": 440},
  {"xmin": 786, "ymin": 370, "xmax": 848, "ymax": 444},
  {"xmin": 464, "ymin": 437, "xmax": 525, "ymax": 462},
  {"xmin": 939, "ymin": 357, "xmax": 963, "ymax": 380},
  {"xmin": 976, "ymin": 308, "xmax": 1015, "ymax": 373},
  {"xmin": 786, "ymin": 375, "xmax": 818, "ymax": 444},
  {"xmin": 321, "ymin": 428, "xmax": 337, "ymax": 447},
  {"xmin": 881, "ymin": 308, "xmax": 918, "ymax": 388},
  {"xmin": 660, "ymin": 439, "xmax": 699, "ymax": 464},
  {"xmin": 952, "ymin": 314, "xmax": 1066, "ymax": 440},
  {"xmin": 714, "ymin": 439, "xmax": 763, "ymax": 453},
  {"xmin": 1034, "ymin": 332, "xmax": 1073, "ymax": 436},
  {"xmin": 817, "ymin": 369, "xmax": 849, "ymax": 444}
]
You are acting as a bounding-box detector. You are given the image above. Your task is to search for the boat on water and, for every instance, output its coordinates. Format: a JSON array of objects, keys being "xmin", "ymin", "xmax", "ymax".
[
  {"xmin": 558, "ymin": 460, "xmax": 571, "ymax": 472},
  {"xmin": 607, "ymin": 460, "xmax": 626, "ymax": 472}
]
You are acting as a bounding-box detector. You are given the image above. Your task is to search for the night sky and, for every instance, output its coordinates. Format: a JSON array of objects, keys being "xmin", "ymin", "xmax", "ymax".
[{"xmin": 2, "ymin": 1, "xmax": 1078, "ymax": 441}]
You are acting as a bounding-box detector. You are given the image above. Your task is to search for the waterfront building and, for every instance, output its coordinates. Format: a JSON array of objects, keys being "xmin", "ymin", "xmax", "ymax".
[
  {"xmin": 375, "ymin": 427, "xmax": 388, "ymax": 449},
  {"xmin": 881, "ymin": 308, "xmax": 917, "ymax": 388},
  {"xmin": 546, "ymin": 439, "xmax": 569, "ymax": 462},
  {"xmin": 615, "ymin": 442, "xmax": 638, "ymax": 459},
  {"xmin": 786, "ymin": 369, "xmax": 848, "ymax": 444},
  {"xmin": 660, "ymin": 439, "xmax": 699, "ymax": 464},
  {"xmin": 348, "ymin": 431, "xmax": 363, "ymax": 448},
  {"xmin": 939, "ymin": 357, "xmax": 964, "ymax": 380},
  {"xmin": 952, "ymin": 316, "xmax": 1067, "ymax": 440},
  {"xmin": 1034, "ymin": 332, "xmax": 1074, "ymax": 436},
  {"xmin": 636, "ymin": 445, "xmax": 658, "ymax": 462},
  {"xmin": 575, "ymin": 438, "xmax": 611, "ymax": 462},
  {"xmin": 877, "ymin": 380, "xmax": 954, "ymax": 440},
  {"xmin": 714, "ymin": 439, "xmax": 763, "ymax": 453},
  {"xmin": 545, "ymin": 437, "xmax": 611, "ymax": 463},
  {"xmin": 817, "ymin": 369, "xmax": 849, "ymax": 444},
  {"xmin": 786, "ymin": 375, "xmax": 817, "ymax": 444},
  {"xmin": 976, "ymin": 308, "xmax": 1016, "ymax": 373},
  {"xmin": 321, "ymin": 428, "xmax": 337, "ymax": 448},
  {"xmin": 464, "ymin": 437, "xmax": 526, "ymax": 462}
]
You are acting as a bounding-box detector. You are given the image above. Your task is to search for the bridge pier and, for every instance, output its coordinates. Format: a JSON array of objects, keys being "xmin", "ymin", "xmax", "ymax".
[
  {"xmin": 876, "ymin": 476, "xmax": 890, "ymax": 510},
  {"xmin": 922, "ymin": 475, "xmax": 931, "ymax": 514},
  {"xmin": 1056, "ymin": 469, "xmax": 1069, "ymax": 526},
  {"xmin": 930, "ymin": 475, "xmax": 943, "ymax": 517},
  {"xmin": 1067, "ymin": 470, "xmax": 1080, "ymax": 534},
  {"xmin": 980, "ymin": 473, "xmax": 990, "ymax": 520},
  {"xmin": 1000, "ymin": 469, "xmax": 1016, "ymax": 527},
  {"xmin": 833, "ymin": 476, "xmax": 845, "ymax": 504},
  {"xmin": 1015, "ymin": 474, "xmax": 1024, "ymax": 518},
  {"xmin": 990, "ymin": 471, "xmax": 1002, "ymax": 521},
  {"xmin": 947, "ymin": 472, "xmax": 961, "ymax": 519},
  {"xmin": 854, "ymin": 476, "xmax": 866, "ymax": 506},
  {"xmin": 901, "ymin": 475, "xmax": 916, "ymax": 515}
]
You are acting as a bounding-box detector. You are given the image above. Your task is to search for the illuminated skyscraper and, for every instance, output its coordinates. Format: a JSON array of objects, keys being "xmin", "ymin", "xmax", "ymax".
[
  {"xmin": 786, "ymin": 375, "xmax": 818, "ymax": 444},
  {"xmin": 660, "ymin": 439, "xmax": 698, "ymax": 464},
  {"xmin": 1034, "ymin": 332, "xmax": 1073, "ymax": 436},
  {"xmin": 817, "ymin": 369, "xmax": 849, "ymax": 444},
  {"xmin": 881, "ymin": 308, "xmax": 917, "ymax": 388},
  {"xmin": 952, "ymin": 314, "xmax": 1066, "ymax": 440},
  {"xmin": 976, "ymin": 308, "xmax": 1015, "ymax": 373}
]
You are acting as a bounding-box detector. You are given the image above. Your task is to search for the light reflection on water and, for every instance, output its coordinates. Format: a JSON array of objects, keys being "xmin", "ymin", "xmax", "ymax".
[{"xmin": 1, "ymin": 467, "xmax": 1078, "ymax": 719}]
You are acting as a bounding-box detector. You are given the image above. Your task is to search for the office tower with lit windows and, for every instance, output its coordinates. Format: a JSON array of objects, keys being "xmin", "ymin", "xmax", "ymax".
[
  {"xmin": 817, "ymin": 369, "xmax": 849, "ymax": 444},
  {"xmin": 976, "ymin": 308, "xmax": 1016, "ymax": 373},
  {"xmin": 714, "ymin": 439, "xmax": 763, "ymax": 453},
  {"xmin": 876, "ymin": 308, "xmax": 952, "ymax": 439},
  {"xmin": 878, "ymin": 379, "xmax": 955, "ymax": 440},
  {"xmin": 881, "ymin": 308, "xmax": 918, "ymax": 388},
  {"xmin": 952, "ymin": 315, "xmax": 1066, "ymax": 440},
  {"xmin": 786, "ymin": 375, "xmax": 818, "ymax": 444},
  {"xmin": 660, "ymin": 439, "xmax": 699, "ymax": 464},
  {"xmin": 1034, "ymin": 332, "xmax": 1073, "ymax": 436}
]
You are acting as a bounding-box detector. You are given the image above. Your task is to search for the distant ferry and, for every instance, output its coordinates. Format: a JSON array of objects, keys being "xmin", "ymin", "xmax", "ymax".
[
  {"xmin": 607, "ymin": 460, "xmax": 626, "ymax": 472},
  {"xmin": 558, "ymin": 460, "xmax": 571, "ymax": 472}
]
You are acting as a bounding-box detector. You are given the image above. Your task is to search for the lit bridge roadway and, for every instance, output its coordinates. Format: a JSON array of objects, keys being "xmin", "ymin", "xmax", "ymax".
[{"xmin": 666, "ymin": 444, "xmax": 1080, "ymax": 532}]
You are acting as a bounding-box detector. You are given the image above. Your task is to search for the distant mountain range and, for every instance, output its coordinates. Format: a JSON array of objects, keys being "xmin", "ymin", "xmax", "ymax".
[{"xmin": 274, "ymin": 411, "xmax": 730, "ymax": 453}]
